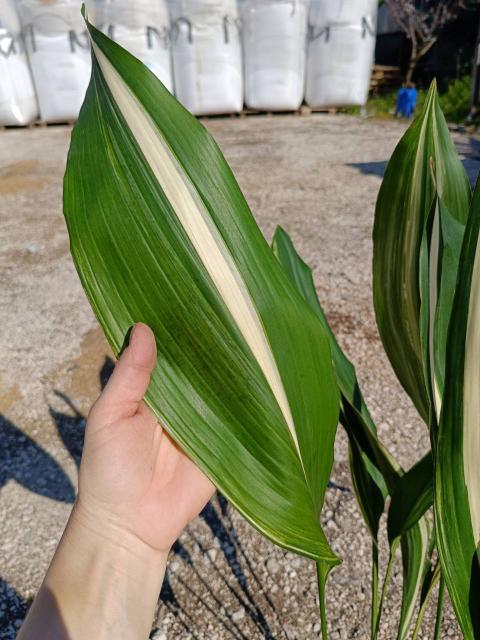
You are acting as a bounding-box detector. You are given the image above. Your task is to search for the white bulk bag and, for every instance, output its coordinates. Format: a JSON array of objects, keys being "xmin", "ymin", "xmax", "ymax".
[
  {"xmin": 306, "ymin": 0, "xmax": 377, "ymax": 108},
  {"xmin": 101, "ymin": 0, "xmax": 173, "ymax": 91},
  {"xmin": 310, "ymin": 0, "xmax": 378, "ymax": 28},
  {"xmin": 169, "ymin": 0, "xmax": 243, "ymax": 115},
  {"xmin": 100, "ymin": 0, "xmax": 169, "ymax": 30},
  {"xmin": 19, "ymin": 0, "xmax": 91, "ymax": 122},
  {"xmin": 0, "ymin": 0, "xmax": 38, "ymax": 125},
  {"xmin": 241, "ymin": 0, "xmax": 307, "ymax": 111}
]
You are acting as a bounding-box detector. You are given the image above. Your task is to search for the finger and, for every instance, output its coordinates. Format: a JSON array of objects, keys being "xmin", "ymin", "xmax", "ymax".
[{"xmin": 90, "ymin": 323, "xmax": 157, "ymax": 424}]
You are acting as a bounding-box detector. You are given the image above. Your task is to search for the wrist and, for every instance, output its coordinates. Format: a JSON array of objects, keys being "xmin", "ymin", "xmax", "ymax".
[
  {"xmin": 40, "ymin": 502, "xmax": 168, "ymax": 640},
  {"xmin": 70, "ymin": 497, "xmax": 170, "ymax": 565}
]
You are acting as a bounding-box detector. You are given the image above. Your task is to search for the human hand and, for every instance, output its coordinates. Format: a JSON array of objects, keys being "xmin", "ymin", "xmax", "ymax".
[
  {"xmin": 19, "ymin": 323, "xmax": 214, "ymax": 640},
  {"xmin": 75, "ymin": 322, "xmax": 215, "ymax": 554}
]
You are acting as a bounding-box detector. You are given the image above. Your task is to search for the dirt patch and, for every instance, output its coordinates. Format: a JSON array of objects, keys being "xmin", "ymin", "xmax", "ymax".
[
  {"xmin": 0, "ymin": 382, "xmax": 22, "ymax": 413},
  {"xmin": 63, "ymin": 326, "xmax": 114, "ymax": 406},
  {"xmin": 0, "ymin": 160, "xmax": 55, "ymax": 195}
]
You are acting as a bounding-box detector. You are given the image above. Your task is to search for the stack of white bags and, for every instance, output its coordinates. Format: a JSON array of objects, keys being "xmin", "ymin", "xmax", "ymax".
[
  {"xmin": 168, "ymin": 0, "xmax": 243, "ymax": 115},
  {"xmin": 306, "ymin": 0, "xmax": 378, "ymax": 108},
  {"xmin": 0, "ymin": 0, "xmax": 379, "ymax": 125},
  {"xmin": 0, "ymin": 0, "xmax": 37, "ymax": 125},
  {"xmin": 241, "ymin": 0, "xmax": 307, "ymax": 111}
]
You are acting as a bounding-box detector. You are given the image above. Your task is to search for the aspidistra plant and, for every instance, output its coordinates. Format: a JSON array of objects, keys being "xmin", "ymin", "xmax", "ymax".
[
  {"xmin": 275, "ymin": 83, "xmax": 479, "ymax": 639},
  {"xmin": 373, "ymin": 81, "xmax": 480, "ymax": 639},
  {"xmin": 64, "ymin": 9, "xmax": 341, "ymax": 638}
]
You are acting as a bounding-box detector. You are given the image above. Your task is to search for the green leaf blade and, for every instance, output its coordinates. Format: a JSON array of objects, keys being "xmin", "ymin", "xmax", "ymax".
[
  {"xmin": 272, "ymin": 226, "xmax": 433, "ymax": 640},
  {"xmin": 435, "ymin": 177, "xmax": 480, "ymax": 639},
  {"xmin": 373, "ymin": 81, "xmax": 470, "ymax": 423},
  {"xmin": 64, "ymin": 22, "xmax": 341, "ymax": 565}
]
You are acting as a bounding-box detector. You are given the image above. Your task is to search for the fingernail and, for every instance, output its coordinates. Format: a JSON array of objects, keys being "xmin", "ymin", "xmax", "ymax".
[{"xmin": 130, "ymin": 323, "xmax": 156, "ymax": 368}]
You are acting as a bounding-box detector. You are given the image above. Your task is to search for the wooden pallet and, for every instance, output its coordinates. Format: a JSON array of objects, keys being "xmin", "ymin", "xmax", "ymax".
[
  {"xmin": 1, "ymin": 105, "xmax": 349, "ymax": 129},
  {"xmin": 370, "ymin": 64, "xmax": 402, "ymax": 93},
  {"xmin": 0, "ymin": 118, "xmax": 76, "ymax": 131},
  {"xmin": 201, "ymin": 105, "xmax": 341, "ymax": 120}
]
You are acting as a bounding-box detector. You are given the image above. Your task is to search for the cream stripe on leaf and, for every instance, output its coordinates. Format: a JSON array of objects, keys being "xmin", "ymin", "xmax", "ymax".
[
  {"xmin": 435, "ymin": 177, "xmax": 480, "ymax": 640},
  {"xmin": 464, "ymin": 247, "xmax": 480, "ymax": 547},
  {"xmin": 91, "ymin": 42, "xmax": 300, "ymax": 460},
  {"xmin": 64, "ymin": 11, "xmax": 341, "ymax": 608}
]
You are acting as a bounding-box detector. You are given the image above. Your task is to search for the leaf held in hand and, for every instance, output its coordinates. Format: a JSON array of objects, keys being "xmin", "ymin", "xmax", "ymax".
[{"xmin": 63, "ymin": 14, "xmax": 341, "ymax": 571}]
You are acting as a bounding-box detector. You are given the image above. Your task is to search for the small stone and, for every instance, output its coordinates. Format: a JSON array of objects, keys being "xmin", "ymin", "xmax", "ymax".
[
  {"xmin": 231, "ymin": 608, "xmax": 245, "ymax": 623},
  {"xmin": 206, "ymin": 548, "xmax": 218, "ymax": 562},
  {"xmin": 266, "ymin": 558, "xmax": 279, "ymax": 574}
]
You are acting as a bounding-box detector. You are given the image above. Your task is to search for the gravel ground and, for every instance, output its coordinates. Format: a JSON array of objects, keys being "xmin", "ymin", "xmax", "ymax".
[{"xmin": 1, "ymin": 114, "xmax": 479, "ymax": 639}]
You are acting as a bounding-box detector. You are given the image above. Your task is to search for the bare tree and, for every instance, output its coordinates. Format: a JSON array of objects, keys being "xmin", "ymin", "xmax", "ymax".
[{"xmin": 384, "ymin": 0, "xmax": 467, "ymax": 83}]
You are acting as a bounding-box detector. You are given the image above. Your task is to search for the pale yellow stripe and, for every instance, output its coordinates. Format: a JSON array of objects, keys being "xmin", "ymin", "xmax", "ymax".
[
  {"xmin": 464, "ymin": 235, "xmax": 480, "ymax": 545},
  {"xmin": 428, "ymin": 206, "xmax": 442, "ymax": 419}
]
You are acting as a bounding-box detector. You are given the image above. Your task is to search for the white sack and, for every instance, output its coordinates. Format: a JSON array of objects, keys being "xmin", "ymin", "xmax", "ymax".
[
  {"xmin": 241, "ymin": 0, "xmax": 307, "ymax": 111},
  {"xmin": 25, "ymin": 29, "xmax": 91, "ymax": 121},
  {"xmin": 100, "ymin": 0, "xmax": 170, "ymax": 30},
  {"xmin": 169, "ymin": 0, "xmax": 243, "ymax": 115},
  {"xmin": 0, "ymin": 0, "xmax": 38, "ymax": 125},
  {"xmin": 18, "ymin": 0, "xmax": 86, "ymax": 35},
  {"xmin": 309, "ymin": 0, "xmax": 378, "ymax": 28},
  {"xmin": 306, "ymin": 0, "xmax": 377, "ymax": 108},
  {"xmin": 19, "ymin": 0, "xmax": 91, "ymax": 122}
]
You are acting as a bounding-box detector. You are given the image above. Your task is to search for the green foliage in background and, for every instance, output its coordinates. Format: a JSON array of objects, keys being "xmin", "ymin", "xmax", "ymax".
[
  {"xmin": 438, "ymin": 76, "xmax": 472, "ymax": 123},
  {"xmin": 355, "ymin": 76, "xmax": 472, "ymax": 123}
]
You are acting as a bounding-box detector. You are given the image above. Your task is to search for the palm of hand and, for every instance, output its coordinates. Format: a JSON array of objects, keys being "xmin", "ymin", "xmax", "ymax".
[{"xmin": 77, "ymin": 324, "xmax": 214, "ymax": 553}]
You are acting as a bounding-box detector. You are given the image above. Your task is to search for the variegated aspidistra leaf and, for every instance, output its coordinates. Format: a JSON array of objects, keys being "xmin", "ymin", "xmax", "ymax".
[
  {"xmin": 373, "ymin": 82, "xmax": 470, "ymax": 424},
  {"xmin": 63, "ymin": 11, "xmax": 341, "ymax": 579}
]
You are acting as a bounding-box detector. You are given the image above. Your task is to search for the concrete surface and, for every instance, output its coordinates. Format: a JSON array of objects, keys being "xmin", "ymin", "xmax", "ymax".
[{"xmin": 1, "ymin": 114, "xmax": 479, "ymax": 639}]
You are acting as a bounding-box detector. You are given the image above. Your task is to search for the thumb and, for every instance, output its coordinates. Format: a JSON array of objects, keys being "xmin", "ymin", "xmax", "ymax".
[{"xmin": 90, "ymin": 323, "xmax": 157, "ymax": 424}]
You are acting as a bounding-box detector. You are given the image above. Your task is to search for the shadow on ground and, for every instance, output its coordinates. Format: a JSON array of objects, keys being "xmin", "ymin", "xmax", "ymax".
[
  {"xmin": 0, "ymin": 578, "xmax": 32, "ymax": 638},
  {"xmin": 348, "ymin": 137, "xmax": 480, "ymax": 186}
]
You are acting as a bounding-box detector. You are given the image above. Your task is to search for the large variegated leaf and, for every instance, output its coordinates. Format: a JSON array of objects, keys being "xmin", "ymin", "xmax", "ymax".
[
  {"xmin": 63, "ymin": 16, "xmax": 341, "ymax": 573},
  {"xmin": 435, "ymin": 178, "xmax": 480, "ymax": 639},
  {"xmin": 271, "ymin": 227, "xmax": 431, "ymax": 639},
  {"xmin": 373, "ymin": 81, "xmax": 470, "ymax": 423}
]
